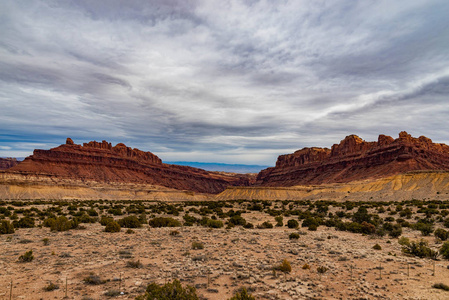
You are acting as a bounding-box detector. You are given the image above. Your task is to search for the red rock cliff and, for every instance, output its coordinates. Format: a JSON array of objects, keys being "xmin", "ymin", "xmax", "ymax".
[
  {"xmin": 257, "ymin": 132, "xmax": 449, "ymax": 186},
  {"xmin": 7, "ymin": 138, "xmax": 252, "ymax": 194}
]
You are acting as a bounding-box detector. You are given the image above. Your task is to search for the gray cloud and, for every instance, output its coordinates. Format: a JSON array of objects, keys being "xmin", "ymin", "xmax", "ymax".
[{"xmin": 1, "ymin": 0, "xmax": 449, "ymax": 164}]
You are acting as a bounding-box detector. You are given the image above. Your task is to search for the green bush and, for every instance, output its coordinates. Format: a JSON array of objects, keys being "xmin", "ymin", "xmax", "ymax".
[
  {"xmin": 100, "ymin": 216, "xmax": 114, "ymax": 226},
  {"xmin": 435, "ymin": 228, "xmax": 449, "ymax": 241},
  {"xmin": 287, "ymin": 219, "xmax": 299, "ymax": 228},
  {"xmin": 402, "ymin": 239, "xmax": 438, "ymax": 259},
  {"xmin": 227, "ymin": 287, "xmax": 255, "ymax": 300},
  {"xmin": 372, "ymin": 243, "xmax": 382, "ymax": 250},
  {"xmin": 289, "ymin": 232, "xmax": 300, "ymax": 240},
  {"xmin": 444, "ymin": 218, "xmax": 449, "ymax": 228},
  {"xmin": 275, "ymin": 216, "xmax": 283, "ymax": 227},
  {"xmin": 276, "ymin": 259, "xmax": 292, "ymax": 273},
  {"xmin": 105, "ymin": 221, "xmax": 121, "ymax": 232},
  {"xmin": 148, "ymin": 217, "xmax": 181, "ymax": 228},
  {"xmin": 83, "ymin": 274, "xmax": 106, "ymax": 285},
  {"xmin": 135, "ymin": 279, "xmax": 198, "ymax": 300},
  {"xmin": 48, "ymin": 216, "xmax": 78, "ymax": 232},
  {"xmin": 15, "ymin": 217, "xmax": 35, "ymax": 228},
  {"xmin": 257, "ymin": 221, "xmax": 273, "ymax": 229},
  {"xmin": 440, "ymin": 241, "xmax": 449, "ymax": 259},
  {"xmin": 0, "ymin": 220, "xmax": 14, "ymax": 234},
  {"xmin": 433, "ymin": 282, "xmax": 449, "ymax": 291},
  {"xmin": 228, "ymin": 215, "xmax": 247, "ymax": 226},
  {"xmin": 118, "ymin": 216, "xmax": 142, "ymax": 228},
  {"xmin": 18, "ymin": 250, "xmax": 34, "ymax": 262}
]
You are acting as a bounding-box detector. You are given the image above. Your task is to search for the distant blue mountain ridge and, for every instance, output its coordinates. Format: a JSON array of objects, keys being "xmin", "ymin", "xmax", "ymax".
[{"xmin": 166, "ymin": 161, "xmax": 270, "ymax": 174}]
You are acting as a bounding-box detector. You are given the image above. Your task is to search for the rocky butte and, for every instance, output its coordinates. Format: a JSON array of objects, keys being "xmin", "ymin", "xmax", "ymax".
[
  {"xmin": 7, "ymin": 138, "xmax": 253, "ymax": 194},
  {"xmin": 257, "ymin": 131, "xmax": 449, "ymax": 186}
]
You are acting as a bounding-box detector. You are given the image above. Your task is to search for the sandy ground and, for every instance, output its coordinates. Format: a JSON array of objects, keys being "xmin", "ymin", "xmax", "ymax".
[{"xmin": 1, "ymin": 220, "xmax": 449, "ymax": 300}]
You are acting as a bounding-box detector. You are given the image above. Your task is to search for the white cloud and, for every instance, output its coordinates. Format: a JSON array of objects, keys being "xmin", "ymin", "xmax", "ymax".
[{"xmin": 1, "ymin": 0, "xmax": 448, "ymax": 164}]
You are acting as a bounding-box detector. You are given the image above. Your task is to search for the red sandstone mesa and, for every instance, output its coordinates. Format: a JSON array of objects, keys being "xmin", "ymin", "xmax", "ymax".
[
  {"xmin": 7, "ymin": 138, "xmax": 252, "ymax": 194},
  {"xmin": 257, "ymin": 131, "xmax": 449, "ymax": 186}
]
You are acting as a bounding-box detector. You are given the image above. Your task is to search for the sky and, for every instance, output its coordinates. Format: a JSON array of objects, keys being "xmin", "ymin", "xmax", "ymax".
[{"xmin": 1, "ymin": 0, "xmax": 449, "ymax": 165}]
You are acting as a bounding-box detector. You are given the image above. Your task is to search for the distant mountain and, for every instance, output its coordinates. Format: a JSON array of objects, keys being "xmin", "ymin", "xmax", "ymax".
[
  {"xmin": 0, "ymin": 157, "xmax": 20, "ymax": 170},
  {"xmin": 166, "ymin": 161, "xmax": 271, "ymax": 174}
]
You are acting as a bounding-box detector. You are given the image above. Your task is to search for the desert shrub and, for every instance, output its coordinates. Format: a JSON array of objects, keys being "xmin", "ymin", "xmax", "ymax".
[
  {"xmin": 126, "ymin": 259, "xmax": 143, "ymax": 268},
  {"xmin": 361, "ymin": 221, "xmax": 376, "ymax": 234},
  {"xmin": 433, "ymin": 283, "xmax": 449, "ymax": 291},
  {"xmin": 414, "ymin": 222, "xmax": 434, "ymax": 236},
  {"xmin": 398, "ymin": 236, "xmax": 410, "ymax": 246},
  {"xmin": 183, "ymin": 214, "xmax": 198, "ymax": 226},
  {"xmin": 228, "ymin": 215, "xmax": 247, "ymax": 226},
  {"xmin": 135, "ymin": 279, "xmax": 198, "ymax": 300},
  {"xmin": 302, "ymin": 217, "xmax": 320, "ymax": 229},
  {"xmin": 50, "ymin": 216, "xmax": 78, "ymax": 231},
  {"xmin": 274, "ymin": 259, "xmax": 291, "ymax": 273},
  {"xmin": 373, "ymin": 243, "xmax": 382, "ymax": 250},
  {"xmin": 440, "ymin": 241, "xmax": 449, "ymax": 259},
  {"xmin": 402, "ymin": 239, "xmax": 438, "ymax": 259},
  {"xmin": 108, "ymin": 207, "xmax": 123, "ymax": 216},
  {"xmin": 275, "ymin": 216, "xmax": 283, "ymax": 227},
  {"xmin": 287, "ymin": 219, "xmax": 299, "ymax": 228},
  {"xmin": 42, "ymin": 238, "xmax": 50, "ymax": 245},
  {"xmin": 105, "ymin": 221, "xmax": 121, "ymax": 233},
  {"xmin": 388, "ymin": 224, "xmax": 403, "ymax": 238},
  {"xmin": 352, "ymin": 206, "xmax": 371, "ymax": 223},
  {"xmin": 148, "ymin": 217, "xmax": 181, "ymax": 228},
  {"xmin": 104, "ymin": 289, "xmax": 120, "ymax": 297},
  {"xmin": 257, "ymin": 221, "xmax": 273, "ymax": 229},
  {"xmin": 435, "ymin": 228, "xmax": 449, "ymax": 241},
  {"xmin": 43, "ymin": 282, "xmax": 59, "ymax": 291},
  {"xmin": 18, "ymin": 250, "xmax": 34, "ymax": 262},
  {"xmin": 170, "ymin": 230, "xmax": 180, "ymax": 236},
  {"xmin": 243, "ymin": 222, "xmax": 254, "ymax": 229},
  {"xmin": 83, "ymin": 274, "xmax": 106, "ymax": 285},
  {"xmin": 289, "ymin": 232, "xmax": 300, "ymax": 240},
  {"xmin": 0, "ymin": 220, "xmax": 14, "ymax": 234},
  {"xmin": 191, "ymin": 241, "xmax": 204, "ymax": 250},
  {"xmin": 206, "ymin": 219, "xmax": 224, "ymax": 228},
  {"xmin": 444, "ymin": 218, "xmax": 449, "ymax": 228},
  {"xmin": 15, "ymin": 217, "xmax": 35, "ymax": 228},
  {"xmin": 100, "ymin": 216, "xmax": 114, "ymax": 226},
  {"xmin": 308, "ymin": 224, "xmax": 318, "ymax": 231},
  {"xmin": 118, "ymin": 216, "xmax": 142, "ymax": 228},
  {"xmin": 87, "ymin": 209, "xmax": 98, "ymax": 216},
  {"xmin": 302, "ymin": 263, "xmax": 311, "ymax": 270},
  {"xmin": 317, "ymin": 266, "xmax": 328, "ymax": 274},
  {"xmin": 228, "ymin": 287, "xmax": 255, "ymax": 300}
]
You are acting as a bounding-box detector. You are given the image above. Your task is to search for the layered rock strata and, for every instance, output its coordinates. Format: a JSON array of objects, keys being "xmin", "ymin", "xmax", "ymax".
[
  {"xmin": 257, "ymin": 132, "xmax": 449, "ymax": 186},
  {"xmin": 7, "ymin": 138, "xmax": 252, "ymax": 194}
]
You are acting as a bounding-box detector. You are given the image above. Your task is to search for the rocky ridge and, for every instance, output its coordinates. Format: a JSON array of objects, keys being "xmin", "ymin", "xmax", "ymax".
[
  {"xmin": 6, "ymin": 138, "xmax": 252, "ymax": 194},
  {"xmin": 257, "ymin": 132, "xmax": 449, "ymax": 186},
  {"xmin": 0, "ymin": 158, "xmax": 19, "ymax": 170}
]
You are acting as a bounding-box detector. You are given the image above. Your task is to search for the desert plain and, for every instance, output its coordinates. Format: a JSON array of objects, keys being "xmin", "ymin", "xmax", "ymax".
[{"xmin": 1, "ymin": 198, "xmax": 449, "ymax": 300}]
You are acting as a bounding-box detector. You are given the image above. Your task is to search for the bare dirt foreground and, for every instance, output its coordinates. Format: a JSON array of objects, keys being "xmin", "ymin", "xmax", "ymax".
[{"xmin": 1, "ymin": 220, "xmax": 449, "ymax": 300}]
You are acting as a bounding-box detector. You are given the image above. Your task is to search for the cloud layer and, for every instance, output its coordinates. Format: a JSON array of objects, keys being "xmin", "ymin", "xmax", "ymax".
[{"xmin": 1, "ymin": 0, "xmax": 449, "ymax": 164}]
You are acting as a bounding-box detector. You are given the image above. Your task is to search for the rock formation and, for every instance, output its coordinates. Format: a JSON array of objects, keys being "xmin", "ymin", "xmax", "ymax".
[
  {"xmin": 0, "ymin": 158, "xmax": 19, "ymax": 170},
  {"xmin": 6, "ymin": 138, "xmax": 253, "ymax": 194},
  {"xmin": 257, "ymin": 132, "xmax": 449, "ymax": 186}
]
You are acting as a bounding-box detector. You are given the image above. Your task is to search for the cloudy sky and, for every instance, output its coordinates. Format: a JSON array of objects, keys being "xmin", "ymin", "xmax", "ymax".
[{"xmin": 1, "ymin": 0, "xmax": 449, "ymax": 165}]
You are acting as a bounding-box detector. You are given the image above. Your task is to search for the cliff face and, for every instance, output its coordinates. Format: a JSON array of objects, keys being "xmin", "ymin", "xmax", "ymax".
[
  {"xmin": 7, "ymin": 138, "xmax": 252, "ymax": 194},
  {"xmin": 257, "ymin": 132, "xmax": 449, "ymax": 186},
  {"xmin": 0, "ymin": 158, "xmax": 19, "ymax": 170}
]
